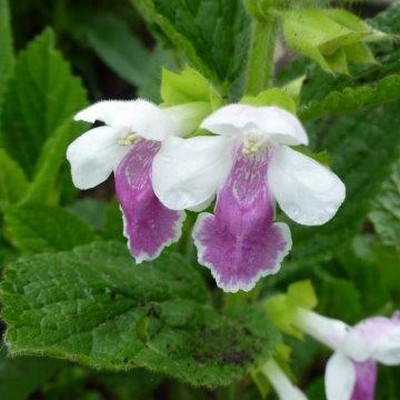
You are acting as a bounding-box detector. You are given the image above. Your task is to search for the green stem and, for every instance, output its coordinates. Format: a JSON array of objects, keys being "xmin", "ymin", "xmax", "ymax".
[{"xmin": 245, "ymin": 15, "xmax": 278, "ymax": 95}]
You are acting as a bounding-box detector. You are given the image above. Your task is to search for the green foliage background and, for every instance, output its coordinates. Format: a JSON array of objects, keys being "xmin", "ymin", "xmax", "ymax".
[{"xmin": 0, "ymin": 0, "xmax": 399, "ymax": 399}]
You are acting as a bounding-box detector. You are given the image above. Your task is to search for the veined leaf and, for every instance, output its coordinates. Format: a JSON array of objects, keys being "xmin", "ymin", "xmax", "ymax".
[
  {"xmin": 132, "ymin": 0, "xmax": 250, "ymax": 86},
  {"xmin": 0, "ymin": 242, "xmax": 280, "ymax": 387},
  {"xmin": 4, "ymin": 204, "xmax": 97, "ymax": 253},
  {"xmin": 0, "ymin": 28, "xmax": 87, "ymax": 178}
]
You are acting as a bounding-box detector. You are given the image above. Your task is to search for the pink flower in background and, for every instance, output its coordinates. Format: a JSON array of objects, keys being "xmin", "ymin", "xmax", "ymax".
[
  {"xmin": 153, "ymin": 105, "xmax": 345, "ymax": 292},
  {"xmin": 296, "ymin": 309, "xmax": 400, "ymax": 400}
]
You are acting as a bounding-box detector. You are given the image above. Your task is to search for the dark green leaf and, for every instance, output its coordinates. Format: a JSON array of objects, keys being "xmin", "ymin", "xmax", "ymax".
[
  {"xmin": 0, "ymin": 0, "xmax": 14, "ymax": 103},
  {"xmin": 4, "ymin": 204, "xmax": 97, "ymax": 253},
  {"xmin": 0, "ymin": 345, "xmax": 63, "ymax": 400},
  {"xmin": 0, "ymin": 149, "xmax": 28, "ymax": 212},
  {"xmin": 0, "ymin": 242, "xmax": 280, "ymax": 387},
  {"xmin": 0, "ymin": 29, "xmax": 87, "ymax": 178},
  {"xmin": 132, "ymin": 0, "xmax": 250, "ymax": 85}
]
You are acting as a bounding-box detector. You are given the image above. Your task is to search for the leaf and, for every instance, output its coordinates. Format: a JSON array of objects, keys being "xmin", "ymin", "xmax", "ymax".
[
  {"xmin": 0, "ymin": 149, "xmax": 28, "ymax": 212},
  {"xmin": 279, "ymin": 4, "xmax": 400, "ymax": 121},
  {"xmin": 241, "ymin": 88, "xmax": 297, "ymax": 114},
  {"xmin": 0, "ymin": 28, "xmax": 87, "ymax": 178},
  {"xmin": 76, "ymin": 13, "xmax": 152, "ymax": 87},
  {"xmin": 291, "ymin": 102, "xmax": 400, "ymax": 263},
  {"xmin": 4, "ymin": 204, "xmax": 97, "ymax": 253},
  {"xmin": 0, "ymin": 242, "xmax": 280, "ymax": 387},
  {"xmin": 0, "ymin": 345, "xmax": 64, "ymax": 400},
  {"xmin": 132, "ymin": 0, "xmax": 250, "ymax": 85},
  {"xmin": 161, "ymin": 66, "xmax": 223, "ymax": 108},
  {"xmin": 69, "ymin": 198, "xmax": 108, "ymax": 230},
  {"xmin": 0, "ymin": 0, "xmax": 14, "ymax": 103},
  {"xmin": 369, "ymin": 158, "xmax": 400, "ymax": 253}
]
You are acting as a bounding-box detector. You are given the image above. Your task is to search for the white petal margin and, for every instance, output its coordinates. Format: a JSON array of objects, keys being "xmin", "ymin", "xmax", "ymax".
[
  {"xmin": 268, "ymin": 146, "xmax": 346, "ymax": 226},
  {"xmin": 295, "ymin": 309, "xmax": 349, "ymax": 351},
  {"xmin": 261, "ymin": 359, "xmax": 309, "ymax": 400},
  {"xmin": 74, "ymin": 99, "xmax": 179, "ymax": 140},
  {"xmin": 325, "ymin": 352, "xmax": 356, "ymax": 400},
  {"xmin": 201, "ymin": 104, "xmax": 309, "ymax": 146},
  {"xmin": 152, "ymin": 135, "xmax": 235, "ymax": 210},
  {"xmin": 66, "ymin": 126, "xmax": 128, "ymax": 189}
]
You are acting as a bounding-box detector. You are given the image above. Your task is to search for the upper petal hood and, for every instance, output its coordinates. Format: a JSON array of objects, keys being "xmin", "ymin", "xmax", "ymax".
[
  {"xmin": 341, "ymin": 314, "xmax": 400, "ymax": 365},
  {"xmin": 66, "ymin": 126, "xmax": 128, "ymax": 189},
  {"xmin": 268, "ymin": 145, "xmax": 346, "ymax": 226},
  {"xmin": 74, "ymin": 99, "xmax": 179, "ymax": 140},
  {"xmin": 201, "ymin": 104, "xmax": 308, "ymax": 146},
  {"xmin": 152, "ymin": 135, "xmax": 235, "ymax": 210}
]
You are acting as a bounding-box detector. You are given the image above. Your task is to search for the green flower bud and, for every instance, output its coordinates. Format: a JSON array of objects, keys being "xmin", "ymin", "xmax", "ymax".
[{"xmin": 282, "ymin": 8, "xmax": 387, "ymax": 74}]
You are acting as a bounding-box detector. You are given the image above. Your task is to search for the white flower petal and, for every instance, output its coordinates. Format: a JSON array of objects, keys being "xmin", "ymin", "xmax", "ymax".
[
  {"xmin": 201, "ymin": 104, "xmax": 308, "ymax": 145},
  {"xmin": 74, "ymin": 99, "xmax": 179, "ymax": 140},
  {"xmin": 66, "ymin": 126, "xmax": 128, "ymax": 189},
  {"xmin": 152, "ymin": 135, "xmax": 234, "ymax": 210},
  {"xmin": 296, "ymin": 309, "xmax": 349, "ymax": 351},
  {"xmin": 268, "ymin": 146, "xmax": 346, "ymax": 226},
  {"xmin": 342, "ymin": 315, "xmax": 400, "ymax": 365},
  {"xmin": 262, "ymin": 359, "xmax": 309, "ymax": 400},
  {"xmin": 325, "ymin": 353, "xmax": 355, "ymax": 400}
]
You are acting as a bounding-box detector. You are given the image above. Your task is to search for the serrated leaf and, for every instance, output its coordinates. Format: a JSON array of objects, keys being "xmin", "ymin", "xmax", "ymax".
[
  {"xmin": 369, "ymin": 159, "xmax": 400, "ymax": 253},
  {"xmin": 4, "ymin": 204, "xmax": 97, "ymax": 253},
  {"xmin": 0, "ymin": 242, "xmax": 280, "ymax": 387},
  {"xmin": 0, "ymin": 345, "xmax": 64, "ymax": 400},
  {"xmin": 241, "ymin": 88, "xmax": 296, "ymax": 114},
  {"xmin": 132, "ymin": 0, "xmax": 250, "ymax": 85},
  {"xmin": 0, "ymin": 0, "xmax": 14, "ymax": 103},
  {"xmin": 0, "ymin": 149, "xmax": 28, "ymax": 212},
  {"xmin": 291, "ymin": 102, "xmax": 400, "ymax": 263},
  {"xmin": 0, "ymin": 28, "xmax": 87, "ymax": 178}
]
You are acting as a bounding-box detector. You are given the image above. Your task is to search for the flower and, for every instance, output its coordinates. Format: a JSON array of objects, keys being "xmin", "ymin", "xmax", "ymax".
[
  {"xmin": 296, "ymin": 309, "xmax": 400, "ymax": 400},
  {"xmin": 152, "ymin": 104, "xmax": 345, "ymax": 292},
  {"xmin": 261, "ymin": 359, "xmax": 309, "ymax": 400},
  {"xmin": 67, "ymin": 99, "xmax": 202, "ymax": 263}
]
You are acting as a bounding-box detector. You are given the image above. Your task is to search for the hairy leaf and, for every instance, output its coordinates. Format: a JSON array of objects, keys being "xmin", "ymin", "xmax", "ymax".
[
  {"xmin": 0, "ymin": 242, "xmax": 280, "ymax": 387},
  {"xmin": 132, "ymin": 0, "xmax": 250, "ymax": 86}
]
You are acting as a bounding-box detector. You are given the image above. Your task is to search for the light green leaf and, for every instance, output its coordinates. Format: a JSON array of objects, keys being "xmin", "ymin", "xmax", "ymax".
[
  {"xmin": 4, "ymin": 204, "xmax": 97, "ymax": 253},
  {"xmin": 0, "ymin": 345, "xmax": 64, "ymax": 400},
  {"xmin": 0, "ymin": 149, "xmax": 28, "ymax": 212},
  {"xmin": 0, "ymin": 0, "xmax": 14, "ymax": 103},
  {"xmin": 161, "ymin": 67, "xmax": 223, "ymax": 109},
  {"xmin": 0, "ymin": 242, "xmax": 280, "ymax": 387},
  {"xmin": 369, "ymin": 159, "xmax": 400, "ymax": 253},
  {"xmin": 0, "ymin": 28, "xmax": 87, "ymax": 178},
  {"xmin": 241, "ymin": 88, "xmax": 297, "ymax": 114},
  {"xmin": 132, "ymin": 0, "xmax": 250, "ymax": 85}
]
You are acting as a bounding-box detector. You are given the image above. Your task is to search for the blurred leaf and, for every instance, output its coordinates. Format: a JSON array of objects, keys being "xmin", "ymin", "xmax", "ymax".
[
  {"xmin": 132, "ymin": 0, "xmax": 250, "ymax": 86},
  {"xmin": 0, "ymin": 149, "xmax": 28, "ymax": 212},
  {"xmin": 76, "ymin": 14, "xmax": 152, "ymax": 87},
  {"xmin": 4, "ymin": 204, "xmax": 97, "ymax": 253},
  {"xmin": 102, "ymin": 198, "xmax": 124, "ymax": 241},
  {"xmin": 0, "ymin": 28, "xmax": 87, "ymax": 178},
  {"xmin": 0, "ymin": 242, "xmax": 280, "ymax": 387},
  {"xmin": 369, "ymin": 158, "xmax": 400, "ymax": 253},
  {"xmin": 0, "ymin": 0, "xmax": 14, "ymax": 103},
  {"xmin": 69, "ymin": 198, "xmax": 108, "ymax": 230},
  {"xmin": 0, "ymin": 345, "xmax": 63, "ymax": 400}
]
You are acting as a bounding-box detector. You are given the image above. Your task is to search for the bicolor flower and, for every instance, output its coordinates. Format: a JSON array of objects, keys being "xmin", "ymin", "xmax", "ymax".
[
  {"xmin": 152, "ymin": 104, "xmax": 345, "ymax": 292},
  {"xmin": 261, "ymin": 359, "xmax": 309, "ymax": 400},
  {"xmin": 296, "ymin": 309, "xmax": 400, "ymax": 400},
  {"xmin": 67, "ymin": 99, "xmax": 203, "ymax": 263}
]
